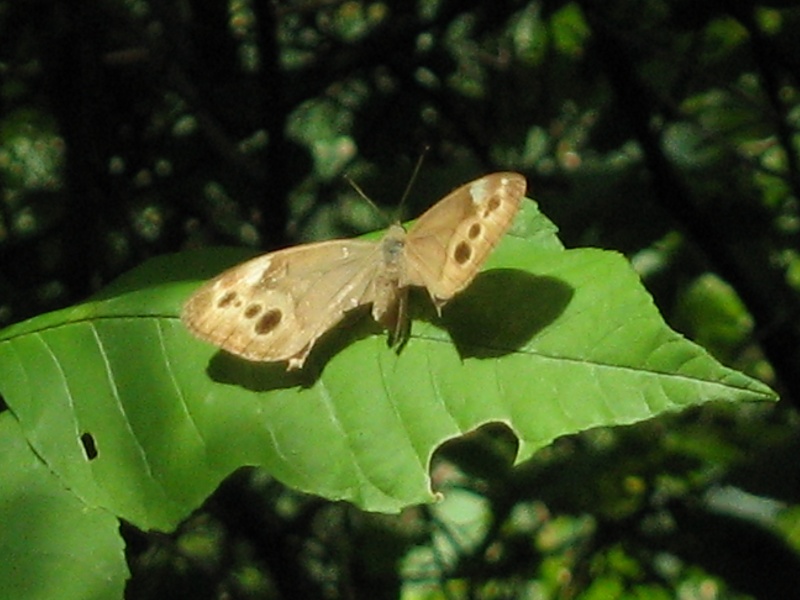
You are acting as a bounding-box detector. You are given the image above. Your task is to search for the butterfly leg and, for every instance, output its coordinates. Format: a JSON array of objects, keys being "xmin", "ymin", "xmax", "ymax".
[{"xmin": 389, "ymin": 287, "xmax": 411, "ymax": 352}]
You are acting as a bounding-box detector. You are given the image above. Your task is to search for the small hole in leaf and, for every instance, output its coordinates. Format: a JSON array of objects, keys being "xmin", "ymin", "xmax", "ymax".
[{"xmin": 80, "ymin": 432, "xmax": 98, "ymax": 460}]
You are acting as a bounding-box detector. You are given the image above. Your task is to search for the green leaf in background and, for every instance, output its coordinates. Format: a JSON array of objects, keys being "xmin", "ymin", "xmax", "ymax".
[{"xmin": 0, "ymin": 200, "xmax": 776, "ymax": 536}]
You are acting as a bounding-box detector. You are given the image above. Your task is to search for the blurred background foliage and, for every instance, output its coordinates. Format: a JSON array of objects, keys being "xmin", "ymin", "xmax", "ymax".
[{"xmin": 2, "ymin": 0, "xmax": 800, "ymax": 598}]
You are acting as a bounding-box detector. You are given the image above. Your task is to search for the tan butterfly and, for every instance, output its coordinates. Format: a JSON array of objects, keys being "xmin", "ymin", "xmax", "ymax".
[{"xmin": 182, "ymin": 172, "xmax": 526, "ymax": 370}]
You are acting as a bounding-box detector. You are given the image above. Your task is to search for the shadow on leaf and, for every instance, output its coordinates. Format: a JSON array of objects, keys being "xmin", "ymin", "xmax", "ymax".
[
  {"xmin": 441, "ymin": 269, "xmax": 573, "ymax": 359},
  {"xmin": 205, "ymin": 307, "xmax": 382, "ymax": 392},
  {"xmin": 203, "ymin": 269, "xmax": 571, "ymax": 390}
]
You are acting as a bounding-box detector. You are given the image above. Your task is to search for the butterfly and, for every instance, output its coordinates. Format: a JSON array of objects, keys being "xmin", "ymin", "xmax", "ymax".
[{"xmin": 182, "ymin": 172, "xmax": 526, "ymax": 370}]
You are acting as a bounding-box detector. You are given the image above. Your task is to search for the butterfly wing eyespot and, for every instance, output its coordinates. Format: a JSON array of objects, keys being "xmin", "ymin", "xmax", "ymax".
[
  {"xmin": 181, "ymin": 239, "xmax": 383, "ymax": 369},
  {"xmin": 452, "ymin": 241, "xmax": 472, "ymax": 264},
  {"xmin": 253, "ymin": 308, "xmax": 283, "ymax": 335},
  {"xmin": 403, "ymin": 172, "xmax": 526, "ymax": 306}
]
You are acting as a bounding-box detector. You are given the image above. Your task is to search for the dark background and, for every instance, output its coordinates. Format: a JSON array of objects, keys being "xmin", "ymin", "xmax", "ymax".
[{"xmin": 2, "ymin": 1, "xmax": 799, "ymax": 598}]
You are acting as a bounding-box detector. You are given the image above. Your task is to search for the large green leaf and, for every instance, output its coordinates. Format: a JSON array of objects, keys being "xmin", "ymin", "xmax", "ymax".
[
  {"xmin": 0, "ymin": 412, "xmax": 127, "ymax": 600},
  {"xmin": 0, "ymin": 201, "xmax": 775, "ymax": 531}
]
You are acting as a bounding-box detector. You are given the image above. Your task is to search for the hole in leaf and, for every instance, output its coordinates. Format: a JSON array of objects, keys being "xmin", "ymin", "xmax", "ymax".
[{"xmin": 80, "ymin": 432, "xmax": 98, "ymax": 460}]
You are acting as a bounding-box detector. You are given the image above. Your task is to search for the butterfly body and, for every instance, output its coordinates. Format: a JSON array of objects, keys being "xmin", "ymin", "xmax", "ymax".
[
  {"xmin": 182, "ymin": 172, "xmax": 526, "ymax": 370},
  {"xmin": 369, "ymin": 224, "xmax": 408, "ymax": 334}
]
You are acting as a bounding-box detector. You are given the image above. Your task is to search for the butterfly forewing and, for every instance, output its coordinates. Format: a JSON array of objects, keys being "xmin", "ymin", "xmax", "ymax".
[
  {"xmin": 182, "ymin": 239, "xmax": 383, "ymax": 367},
  {"xmin": 403, "ymin": 172, "xmax": 526, "ymax": 305}
]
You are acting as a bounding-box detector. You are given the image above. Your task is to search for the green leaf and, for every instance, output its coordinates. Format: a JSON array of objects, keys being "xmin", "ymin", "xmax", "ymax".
[
  {"xmin": 0, "ymin": 412, "xmax": 127, "ymax": 600},
  {"xmin": 0, "ymin": 200, "xmax": 776, "ymax": 530}
]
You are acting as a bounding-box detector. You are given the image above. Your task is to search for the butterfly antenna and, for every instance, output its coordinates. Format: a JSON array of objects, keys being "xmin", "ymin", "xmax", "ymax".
[
  {"xmin": 344, "ymin": 147, "xmax": 429, "ymax": 225},
  {"xmin": 396, "ymin": 146, "xmax": 429, "ymax": 217},
  {"xmin": 344, "ymin": 175, "xmax": 389, "ymax": 225}
]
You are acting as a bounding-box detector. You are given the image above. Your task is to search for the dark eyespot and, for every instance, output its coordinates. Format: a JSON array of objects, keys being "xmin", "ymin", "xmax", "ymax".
[
  {"xmin": 255, "ymin": 309, "xmax": 282, "ymax": 335},
  {"xmin": 244, "ymin": 304, "xmax": 262, "ymax": 319},
  {"xmin": 482, "ymin": 196, "xmax": 501, "ymax": 217},
  {"xmin": 217, "ymin": 291, "xmax": 238, "ymax": 308},
  {"xmin": 453, "ymin": 241, "xmax": 472, "ymax": 265},
  {"xmin": 468, "ymin": 223, "xmax": 482, "ymax": 239}
]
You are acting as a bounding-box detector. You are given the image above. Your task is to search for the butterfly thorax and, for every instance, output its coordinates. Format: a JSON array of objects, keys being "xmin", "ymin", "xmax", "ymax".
[{"xmin": 370, "ymin": 223, "xmax": 408, "ymax": 335}]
